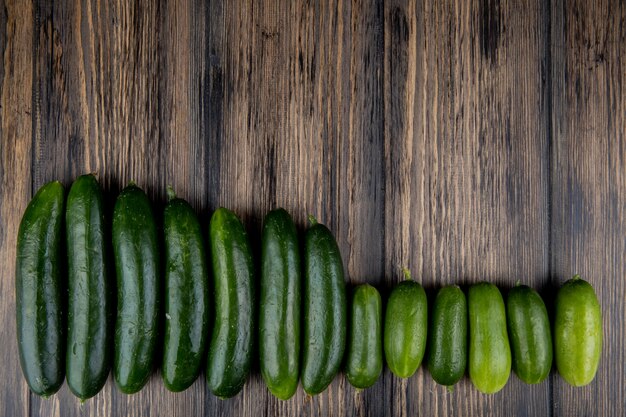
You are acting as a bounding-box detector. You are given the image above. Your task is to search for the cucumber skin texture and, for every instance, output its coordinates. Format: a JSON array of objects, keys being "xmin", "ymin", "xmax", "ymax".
[
  {"xmin": 468, "ymin": 282, "xmax": 511, "ymax": 394},
  {"xmin": 162, "ymin": 198, "xmax": 210, "ymax": 392},
  {"xmin": 16, "ymin": 181, "xmax": 65, "ymax": 397},
  {"xmin": 427, "ymin": 285, "xmax": 467, "ymax": 386},
  {"xmin": 66, "ymin": 175, "xmax": 113, "ymax": 400},
  {"xmin": 384, "ymin": 280, "xmax": 428, "ymax": 378},
  {"xmin": 301, "ymin": 222, "xmax": 347, "ymax": 395},
  {"xmin": 554, "ymin": 276, "xmax": 602, "ymax": 387},
  {"xmin": 346, "ymin": 284, "xmax": 382, "ymax": 389},
  {"xmin": 112, "ymin": 184, "xmax": 160, "ymax": 394},
  {"xmin": 259, "ymin": 209, "xmax": 300, "ymax": 400},
  {"xmin": 506, "ymin": 285, "xmax": 552, "ymax": 384},
  {"xmin": 206, "ymin": 208, "xmax": 255, "ymax": 398}
]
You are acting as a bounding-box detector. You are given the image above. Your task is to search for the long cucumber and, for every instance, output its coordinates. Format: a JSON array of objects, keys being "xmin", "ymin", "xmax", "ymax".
[
  {"xmin": 112, "ymin": 183, "xmax": 160, "ymax": 394},
  {"xmin": 259, "ymin": 208, "xmax": 300, "ymax": 400},
  {"xmin": 66, "ymin": 174, "xmax": 112, "ymax": 400},
  {"xmin": 301, "ymin": 216, "xmax": 347, "ymax": 395},
  {"xmin": 16, "ymin": 181, "xmax": 66, "ymax": 397},
  {"xmin": 162, "ymin": 189, "xmax": 210, "ymax": 392},
  {"xmin": 206, "ymin": 207, "xmax": 255, "ymax": 398}
]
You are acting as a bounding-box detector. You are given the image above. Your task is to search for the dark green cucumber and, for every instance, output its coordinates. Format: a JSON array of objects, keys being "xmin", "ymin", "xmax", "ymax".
[
  {"xmin": 16, "ymin": 181, "xmax": 65, "ymax": 397},
  {"xmin": 345, "ymin": 284, "xmax": 382, "ymax": 389},
  {"xmin": 301, "ymin": 216, "xmax": 347, "ymax": 395},
  {"xmin": 162, "ymin": 189, "xmax": 209, "ymax": 392},
  {"xmin": 206, "ymin": 208, "xmax": 255, "ymax": 398},
  {"xmin": 259, "ymin": 208, "xmax": 300, "ymax": 400},
  {"xmin": 427, "ymin": 285, "xmax": 467, "ymax": 386},
  {"xmin": 468, "ymin": 282, "xmax": 511, "ymax": 394},
  {"xmin": 554, "ymin": 275, "xmax": 602, "ymax": 387},
  {"xmin": 112, "ymin": 183, "xmax": 160, "ymax": 394},
  {"xmin": 66, "ymin": 174, "xmax": 112, "ymax": 400},
  {"xmin": 506, "ymin": 284, "xmax": 552, "ymax": 384},
  {"xmin": 384, "ymin": 271, "xmax": 427, "ymax": 378}
]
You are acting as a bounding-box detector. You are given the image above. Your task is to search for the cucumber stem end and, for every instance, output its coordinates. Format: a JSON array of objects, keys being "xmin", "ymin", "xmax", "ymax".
[
  {"xmin": 166, "ymin": 185, "xmax": 176, "ymax": 202},
  {"xmin": 401, "ymin": 267, "xmax": 412, "ymax": 281}
]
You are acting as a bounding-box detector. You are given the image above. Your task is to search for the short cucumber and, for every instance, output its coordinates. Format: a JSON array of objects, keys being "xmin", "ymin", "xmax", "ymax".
[
  {"xmin": 112, "ymin": 183, "xmax": 160, "ymax": 394},
  {"xmin": 345, "ymin": 284, "xmax": 382, "ymax": 389},
  {"xmin": 468, "ymin": 282, "xmax": 511, "ymax": 394},
  {"xmin": 66, "ymin": 174, "xmax": 113, "ymax": 400},
  {"xmin": 206, "ymin": 208, "xmax": 255, "ymax": 398},
  {"xmin": 384, "ymin": 271, "xmax": 427, "ymax": 378},
  {"xmin": 506, "ymin": 284, "xmax": 552, "ymax": 384},
  {"xmin": 162, "ymin": 189, "xmax": 210, "ymax": 392},
  {"xmin": 301, "ymin": 216, "xmax": 347, "ymax": 395},
  {"xmin": 554, "ymin": 275, "xmax": 602, "ymax": 387},
  {"xmin": 427, "ymin": 285, "xmax": 467, "ymax": 386},
  {"xmin": 16, "ymin": 181, "xmax": 65, "ymax": 397},
  {"xmin": 259, "ymin": 208, "xmax": 300, "ymax": 400}
]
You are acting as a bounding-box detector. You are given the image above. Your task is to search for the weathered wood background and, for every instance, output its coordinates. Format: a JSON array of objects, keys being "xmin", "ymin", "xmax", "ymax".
[{"xmin": 1, "ymin": 0, "xmax": 624, "ymax": 416}]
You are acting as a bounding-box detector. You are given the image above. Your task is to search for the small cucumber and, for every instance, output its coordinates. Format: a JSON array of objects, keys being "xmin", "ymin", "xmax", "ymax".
[
  {"xmin": 468, "ymin": 282, "xmax": 511, "ymax": 394},
  {"xmin": 345, "ymin": 284, "xmax": 382, "ymax": 389},
  {"xmin": 427, "ymin": 285, "xmax": 467, "ymax": 386},
  {"xmin": 206, "ymin": 208, "xmax": 255, "ymax": 398},
  {"xmin": 506, "ymin": 284, "xmax": 552, "ymax": 384},
  {"xmin": 162, "ymin": 189, "xmax": 210, "ymax": 392},
  {"xmin": 112, "ymin": 183, "xmax": 160, "ymax": 394},
  {"xmin": 16, "ymin": 181, "xmax": 65, "ymax": 397},
  {"xmin": 301, "ymin": 216, "xmax": 347, "ymax": 395},
  {"xmin": 554, "ymin": 275, "xmax": 602, "ymax": 387},
  {"xmin": 384, "ymin": 271, "xmax": 428, "ymax": 378},
  {"xmin": 259, "ymin": 208, "xmax": 300, "ymax": 400},
  {"xmin": 66, "ymin": 174, "xmax": 113, "ymax": 400}
]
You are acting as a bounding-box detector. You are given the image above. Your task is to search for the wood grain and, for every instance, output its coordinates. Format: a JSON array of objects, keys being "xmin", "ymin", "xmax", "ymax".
[
  {"xmin": 550, "ymin": 0, "xmax": 626, "ymax": 416},
  {"xmin": 383, "ymin": 0, "xmax": 551, "ymax": 415},
  {"xmin": 1, "ymin": 0, "xmax": 625, "ymax": 415},
  {"xmin": 0, "ymin": 1, "xmax": 33, "ymax": 416}
]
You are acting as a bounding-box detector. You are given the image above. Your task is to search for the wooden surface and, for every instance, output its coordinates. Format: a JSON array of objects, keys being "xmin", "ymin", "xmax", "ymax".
[{"xmin": 0, "ymin": 0, "xmax": 624, "ymax": 415}]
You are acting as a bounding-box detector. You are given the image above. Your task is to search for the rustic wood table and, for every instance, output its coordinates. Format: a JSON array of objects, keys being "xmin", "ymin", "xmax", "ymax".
[{"xmin": 1, "ymin": 0, "xmax": 624, "ymax": 416}]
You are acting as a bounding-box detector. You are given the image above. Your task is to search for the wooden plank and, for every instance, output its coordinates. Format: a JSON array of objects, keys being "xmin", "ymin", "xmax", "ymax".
[
  {"xmin": 12, "ymin": 0, "xmax": 625, "ymax": 415},
  {"xmin": 29, "ymin": 0, "xmax": 215, "ymax": 416},
  {"xmin": 196, "ymin": 1, "xmax": 265, "ymax": 415},
  {"xmin": 384, "ymin": 0, "xmax": 551, "ymax": 416},
  {"xmin": 338, "ymin": 0, "xmax": 386, "ymax": 416},
  {"xmin": 31, "ymin": 0, "xmax": 158, "ymax": 415},
  {"xmin": 207, "ymin": 0, "xmax": 384, "ymax": 415},
  {"xmin": 202, "ymin": 1, "xmax": 260, "ymax": 414},
  {"xmin": 0, "ymin": 1, "xmax": 33, "ymax": 416},
  {"xmin": 159, "ymin": 0, "xmax": 212, "ymax": 211},
  {"xmin": 550, "ymin": 0, "xmax": 626, "ymax": 415}
]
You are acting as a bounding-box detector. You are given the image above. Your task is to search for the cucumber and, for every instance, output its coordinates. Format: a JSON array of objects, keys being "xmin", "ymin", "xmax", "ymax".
[
  {"xmin": 259, "ymin": 208, "xmax": 300, "ymax": 400},
  {"xmin": 384, "ymin": 271, "xmax": 427, "ymax": 378},
  {"xmin": 161, "ymin": 188, "xmax": 210, "ymax": 392},
  {"xmin": 66, "ymin": 174, "xmax": 112, "ymax": 400},
  {"xmin": 427, "ymin": 285, "xmax": 467, "ymax": 386},
  {"xmin": 112, "ymin": 183, "xmax": 160, "ymax": 394},
  {"xmin": 301, "ymin": 216, "xmax": 346, "ymax": 395},
  {"xmin": 206, "ymin": 208, "xmax": 255, "ymax": 398},
  {"xmin": 16, "ymin": 181, "xmax": 65, "ymax": 397},
  {"xmin": 345, "ymin": 284, "xmax": 382, "ymax": 389},
  {"xmin": 468, "ymin": 282, "xmax": 511, "ymax": 394},
  {"xmin": 554, "ymin": 275, "xmax": 602, "ymax": 386},
  {"xmin": 506, "ymin": 284, "xmax": 552, "ymax": 384}
]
